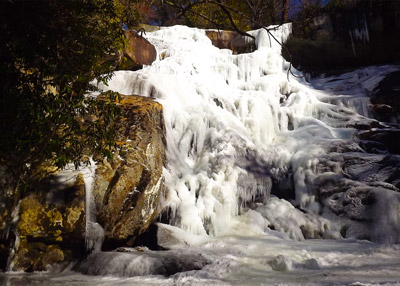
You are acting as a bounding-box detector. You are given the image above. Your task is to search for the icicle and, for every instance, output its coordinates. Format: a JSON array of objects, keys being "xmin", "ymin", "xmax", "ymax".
[{"xmin": 82, "ymin": 158, "xmax": 104, "ymax": 254}]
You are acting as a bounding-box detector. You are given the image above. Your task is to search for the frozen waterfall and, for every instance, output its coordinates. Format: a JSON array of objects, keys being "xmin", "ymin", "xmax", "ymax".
[
  {"xmin": 100, "ymin": 23, "xmax": 400, "ymax": 244},
  {"xmin": 4, "ymin": 24, "xmax": 400, "ymax": 286}
]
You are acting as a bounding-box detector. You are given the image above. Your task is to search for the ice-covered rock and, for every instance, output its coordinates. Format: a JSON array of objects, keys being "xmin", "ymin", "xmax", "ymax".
[
  {"xmin": 76, "ymin": 249, "xmax": 210, "ymax": 277},
  {"xmin": 269, "ymin": 255, "xmax": 293, "ymax": 271}
]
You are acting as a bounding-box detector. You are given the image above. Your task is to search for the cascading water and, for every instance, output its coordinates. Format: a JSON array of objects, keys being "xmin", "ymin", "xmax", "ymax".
[
  {"xmin": 103, "ymin": 24, "xmax": 305, "ymax": 236},
  {"xmin": 101, "ymin": 24, "xmax": 400, "ymax": 242}
]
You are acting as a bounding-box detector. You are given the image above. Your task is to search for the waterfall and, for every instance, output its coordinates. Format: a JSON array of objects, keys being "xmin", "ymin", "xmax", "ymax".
[{"xmin": 99, "ymin": 25, "xmax": 400, "ymax": 243}]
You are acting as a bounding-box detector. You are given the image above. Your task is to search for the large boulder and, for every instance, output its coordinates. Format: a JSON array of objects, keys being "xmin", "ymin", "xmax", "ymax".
[
  {"xmin": 93, "ymin": 95, "xmax": 166, "ymax": 247},
  {"xmin": 122, "ymin": 30, "xmax": 157, "ymax": 70},
  {"xmin": 205, "ymin": 30, "xmax": 255, "ymax": 54}
]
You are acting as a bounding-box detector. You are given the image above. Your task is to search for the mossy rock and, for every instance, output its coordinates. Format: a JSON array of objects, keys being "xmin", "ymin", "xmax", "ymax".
[
  {"xmin": 13, "ymin": 239, "xmax": 66, "ymax": 272},
  {"xmin": 11, "ymin": 173, "xmax": 86, "ymax": 271}
]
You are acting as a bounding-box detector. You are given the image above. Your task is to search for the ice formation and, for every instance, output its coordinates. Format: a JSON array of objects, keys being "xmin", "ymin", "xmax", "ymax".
[{"xmin": 99, "ymin": 24, "xmax": 400, "ymax": 244}]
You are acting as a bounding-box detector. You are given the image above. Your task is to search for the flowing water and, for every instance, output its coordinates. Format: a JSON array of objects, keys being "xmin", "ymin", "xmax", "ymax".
[{"xmin": 2, "ymin": 24, "xmax": 400, "ymax": 285}]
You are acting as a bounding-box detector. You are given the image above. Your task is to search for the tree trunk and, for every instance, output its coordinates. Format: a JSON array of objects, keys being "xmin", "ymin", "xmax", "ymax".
[{"xmin": 281, "ymin": 0, "xmax": 289, "ymax": 23}]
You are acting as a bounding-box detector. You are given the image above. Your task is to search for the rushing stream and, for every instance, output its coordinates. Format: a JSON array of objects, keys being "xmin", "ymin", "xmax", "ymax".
[{"xmin": 2, "ymin": 24, "xmax": 400, "ymax": 285}]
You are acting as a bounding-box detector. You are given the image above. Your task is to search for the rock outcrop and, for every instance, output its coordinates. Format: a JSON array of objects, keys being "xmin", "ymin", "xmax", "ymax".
[
  {"xmin": 2, "ymin": 95, "xmax": 166, "ymax": 271},
  {"xmin": 93, "ymin": 95, "xmax": 166, "ymax": 247}
]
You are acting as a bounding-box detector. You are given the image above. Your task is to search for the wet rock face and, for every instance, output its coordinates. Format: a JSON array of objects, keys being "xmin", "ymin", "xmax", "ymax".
[
  {"xmin": 123, "ymin": 30, "xmax": 157, "ymax": 70},
  {"xmin": 205, "ymin": 30, "xmax": 255, "ymax": 54},
  {"xmin": 93, "ymin": 95, "xmax": 166, "ymax": 246}
]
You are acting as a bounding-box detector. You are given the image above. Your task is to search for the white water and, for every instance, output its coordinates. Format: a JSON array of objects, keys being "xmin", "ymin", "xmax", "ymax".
[{"xmin": 4, "ymin": 24, "xmax": 400, "ymax": 285}]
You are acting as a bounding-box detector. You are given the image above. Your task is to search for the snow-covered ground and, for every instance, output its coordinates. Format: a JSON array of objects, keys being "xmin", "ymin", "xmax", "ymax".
[{"xmin": 4, "ymin": 24, "xmax": 400, "ymax": 285}]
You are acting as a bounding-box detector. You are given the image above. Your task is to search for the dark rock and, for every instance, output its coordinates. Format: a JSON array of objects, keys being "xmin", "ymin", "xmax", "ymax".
[
  {"xmin": 205, "ymin": 30, "xmax": 255, "ymax": 54},
  {"xmin": 370, "ymin": 70, "xmax": 400, "ymax": 123},
  {"xmin": 358, "ymin": 129, "xmax": 400, "ymax": 154},
  {"xmin": 133, "ymin": 224, "xmax": 163, "ymax": 250}
]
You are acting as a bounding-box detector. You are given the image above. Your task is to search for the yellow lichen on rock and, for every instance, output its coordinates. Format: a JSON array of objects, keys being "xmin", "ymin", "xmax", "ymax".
[
  {"xmin": 18, "ymin": 195, "xmax": 44, "ymax": 237},
  {"xmin": 12, "ymin": 171, "xmax": 87, "ymax": 271}
]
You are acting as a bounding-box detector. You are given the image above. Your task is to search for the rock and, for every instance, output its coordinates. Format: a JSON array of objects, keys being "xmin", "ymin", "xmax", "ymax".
[
  {"xmin": 269, "ymin": 255, "xmax": 293, "ymax": 271},
  {"xmin": 76, "ymin": 250, "xmax": 210, "ymax": 277},
  {"xmin": 11, "ymin": 173, "xmax": 86, "ymax": 271},
  {"xmin": 13, "ymin": 241, "xmax": 65, "ymax": 272},
  {"xmin": 123, "ymin": 30, "xmax": 157, "ymax": 70},
  {"xmin": 2, "ymin": 95, "xmax": 166, "ymax": 271},
  {"xmin": 301, "ymin": 258, "xmax": 320, "ymax": 270},
  {"xmin": 313, "ymin": 151, "xmax": 400, "ymax": 243},
  {"xmin": 93, "ymin": 95, "xmax": 166, "ymax": 247},
  {"xmin": 370, "ymin": 70, "xmax": 400, "ymax": 123},
  {"xmin": 0, "ymin": 165, "xmax": 19, "ymax": 269},
  {"xmin": 358, "ymin": 129, "xmax": 400, "ymax": 155},
  {"xmin": 205, "ymin": 30, "xmax": 255, "ymax": 54}
]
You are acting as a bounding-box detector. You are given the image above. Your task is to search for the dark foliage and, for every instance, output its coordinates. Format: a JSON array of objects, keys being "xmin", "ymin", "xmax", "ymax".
[{"xmin": 0, "ymin": 0, "xmax": 125, "ymax": 187}]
